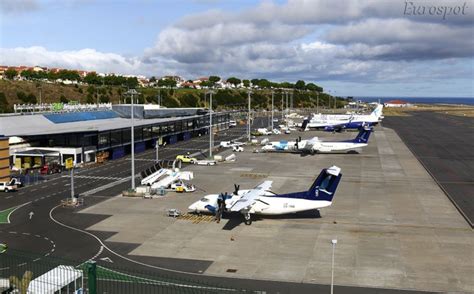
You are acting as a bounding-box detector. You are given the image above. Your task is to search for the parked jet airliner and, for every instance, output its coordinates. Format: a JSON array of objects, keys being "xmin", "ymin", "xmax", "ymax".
[
  {"xmin": 302, "ymin": 104, "xmax": 383, "ymax": 132},
  {"xmin": 261, "ymin": 127, "xmax": 372, "ymax": 153}
]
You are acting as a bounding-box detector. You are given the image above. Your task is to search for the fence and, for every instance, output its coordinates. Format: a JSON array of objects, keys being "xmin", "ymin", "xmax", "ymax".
[{"xmin": 0, "ymin": 250, "xmax": 258, "ymax": 293}]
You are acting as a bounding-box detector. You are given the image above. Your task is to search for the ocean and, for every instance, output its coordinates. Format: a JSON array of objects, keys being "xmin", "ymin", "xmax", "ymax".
[{"xmin": 354, "ymin": 97, "xmax": 474, "ymax": 106}]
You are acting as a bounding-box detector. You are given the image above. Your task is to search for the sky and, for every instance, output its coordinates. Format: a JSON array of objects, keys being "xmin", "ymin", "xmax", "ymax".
[{"xmin": 0, "ymin": 0, "xmax": 473, "ymax": 97}]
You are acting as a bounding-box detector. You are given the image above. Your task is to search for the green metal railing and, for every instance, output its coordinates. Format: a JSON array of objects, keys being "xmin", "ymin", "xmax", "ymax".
[{"xmin": 0, "ymin": 250, "xmax": 258, "ymax": 293}]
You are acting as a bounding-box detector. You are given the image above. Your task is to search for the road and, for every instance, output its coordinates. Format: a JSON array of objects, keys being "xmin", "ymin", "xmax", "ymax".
[
  {"xmin": 384, "ymin": 111, "xmax": 474, "ymax": 227},
  {"xmin": 0, "ymin": 116, "xmax": 431, "ymax": 293}
]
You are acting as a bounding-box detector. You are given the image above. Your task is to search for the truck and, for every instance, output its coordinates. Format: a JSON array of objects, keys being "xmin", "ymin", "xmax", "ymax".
[{"xmin": 0, "ymin": 182, "xmax": 17, "ymax": 193}]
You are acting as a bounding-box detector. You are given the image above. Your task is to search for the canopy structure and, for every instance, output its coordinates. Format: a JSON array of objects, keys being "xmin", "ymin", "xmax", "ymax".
[{"xmin": 27, "ymin": 265, "xmax": 83, "ymax": 293}]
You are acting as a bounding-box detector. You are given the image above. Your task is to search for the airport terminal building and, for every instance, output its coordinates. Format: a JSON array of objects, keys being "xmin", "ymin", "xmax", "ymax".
[{"xmin": 0, "ymin": 104, "xmax": 230, "ymax": 171}]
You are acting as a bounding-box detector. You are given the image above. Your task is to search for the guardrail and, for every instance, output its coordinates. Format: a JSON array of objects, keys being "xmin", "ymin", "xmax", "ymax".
[{"xmin": 0, "ymin": 250, "xmax": 258, "ymax": 294}]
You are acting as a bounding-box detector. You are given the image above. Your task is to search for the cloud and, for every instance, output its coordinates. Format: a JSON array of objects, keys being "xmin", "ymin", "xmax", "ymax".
[
  {"xmin": 1, "ymin": 0, "xmax": 472, "ymax": 92},
  {"xmin": 0, "ymin": 0, "xmax": 39, "ymax": 14},
  {"xmin": 325, "ymin": 18, "xmax": 474, "ymax": 60},
  {"xmin": 141, "ymin": 0, "xmax": 473, "ymax": 83},
  {"xmin": 0, "ymin": 46, "xmax": 145, "ymax": 75}
]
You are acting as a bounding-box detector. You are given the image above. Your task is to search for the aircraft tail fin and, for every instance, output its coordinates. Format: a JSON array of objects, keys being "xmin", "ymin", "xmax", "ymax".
[
  {"xmin": 307, "ymin": 166, "xmax": 342, "ymax": 202},
  {"xmin": 352, "ymin": 127, "xmax": 372, "ymax": 143},
  {"xmin": 301, "ymin": 119, "xmax": 309, "ymax": 131},
  {"xmin": 371, "ymin": 104, "xmax": 383, "ymax": 119}
]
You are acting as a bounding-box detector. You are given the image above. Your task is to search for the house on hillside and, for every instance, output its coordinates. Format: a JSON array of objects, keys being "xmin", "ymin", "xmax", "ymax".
[
  {"xmin": 384, "ymin": 99, "xmax": 412, "ymax": 107},
  {"xmin": 161, "ymin": 75, "xmax": 184, "ymax": 83}
]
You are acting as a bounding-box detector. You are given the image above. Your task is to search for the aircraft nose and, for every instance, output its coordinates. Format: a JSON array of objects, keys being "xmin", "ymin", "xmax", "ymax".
[{"xmin": 188, "ymin": 202, "xmax": 197, "ymax": 211}]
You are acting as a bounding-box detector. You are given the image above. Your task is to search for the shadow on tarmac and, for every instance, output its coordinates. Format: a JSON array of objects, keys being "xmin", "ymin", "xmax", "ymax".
[{"xmin": 221, "ymin": 210, "xmax": 322, "ymax": 230}]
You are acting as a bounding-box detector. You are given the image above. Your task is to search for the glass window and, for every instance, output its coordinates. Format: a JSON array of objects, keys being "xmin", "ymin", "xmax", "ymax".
[
  {"xmin": 98, "ymin": 133, "xmax": 110, "ymax": 149},
  {"xmin": 123, "ymin": 128, "xmax": 131, "ymax": 144},
  {"xmin": 175, "ymin": 121, "xmax": 182, "ymax": 132},
  {"xmin": 169, "ymin": 124, "xmax": 175, "ymax": 133},
  {"xmin": 143, "ymin": 126, "xmax": 152, "ymax": 139},
  {"xmin": 152, "ymin": 125, "xmax": 160, "ymax": 136},
  {"xmin": 134, "ymin": 127, "xmax": 143, "ymax": 141},
  {"xmin": 110, "ymin": 130, "xmax": 122, "ymax": 146},
  {"xmin": 161, "ymin": 124, "xmax": 169, "ymax": 135}
]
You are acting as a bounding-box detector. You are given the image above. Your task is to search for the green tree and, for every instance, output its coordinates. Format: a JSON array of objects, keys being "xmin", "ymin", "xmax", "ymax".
[
  {"xmin": 126, "ymin": 77, "xmax": 139, "ymax": 89},
  {"xmin": 27, "ymin": 93, "xmax": 37, "ymax": 104},
  {"xmin": 149, "ymin": 76, "xmax": 157, "ymax": 83},
  {"xmin": 279, "ymin": 82, "xmax": 294, "ymax": 89},
  {"xmin": 305, "ymin": 83, "xmax": 322, "ymax": 92},
  {"xmin": 180, "ymin": 93, "xmax": 199, "ymax": 107},
  {"xmin": 17, "ymin": 91, "xmax": 28, "ymax": 103},
  {"xmin": 84, "ymin": 72, "xmax": 102, "ymax": 85},
  {"xmin": 5, "ymin": 68, "xmax": 18, "ymax": 80},
  {"xmin": 86, "ymin": 94, "xmax": 94, "ymax": 104},
  {"xmin": 226, "ymin": 77, "xmax": 241, "ymax": 86},
  {"xmin": 295, "ymin": 80, "xmax": 306, "ymax": 90},
  {"xmin": 200, "ymin": 81, "xmax": 213, "ymax": 88},
  {"xmin": 242, "ymin": 80, "xmax": 250, "ymax": 87},
  {"xmin": 157, "ymin": 78, "xmax": 176, "ymax": 88},
  {"xmin": 0, "ymin": 92, "xmax": 9, "ymax": 113},
  {"xmin": 99, "ymin": 95, "xmax": 110, "ymax": 103},
  {"xmin": 209, "ymin": 76, "xmax": 221, "ymax": 83},
  {"xmin": 20, "ymin": 69, "xmax": 33, "ymax": 80},
  {"xmin": 87, "ymin": 86, "xmax": 95, "ymax": 95},
  {"xmin": 60, "ymin": 95, "xmax": 69, "ymax": 103}
]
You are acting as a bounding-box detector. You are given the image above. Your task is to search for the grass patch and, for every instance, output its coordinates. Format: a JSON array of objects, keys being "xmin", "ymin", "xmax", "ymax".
[{"xmin": 0, "ymin": 206, "xmax": 19, "ymax": 224}]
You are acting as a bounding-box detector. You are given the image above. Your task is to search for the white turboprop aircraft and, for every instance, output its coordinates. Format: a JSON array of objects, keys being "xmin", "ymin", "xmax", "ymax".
[
  {"xmin": 303, "ymin": 104, "xmax": 383, "ymax": 132},
  {"xmin": 261, "ymin": 127, "xmax": 372, "ymax": 154},
  {"xmin": 188, "ymin": 166, "xmax": 342, "ymax": 225}
]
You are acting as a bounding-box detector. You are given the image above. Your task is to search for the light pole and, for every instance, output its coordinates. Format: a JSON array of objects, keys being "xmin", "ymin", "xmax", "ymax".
[
  {"xmin": 271, "ymin": 91, "xmax": 274, "ymax": 131},
  {"xmin": 247, "ymin": 90, "xmax": 252, "ymax": 142},
  {"xmin": 285, "ymin": 91, "xmax": 289, "ymax": 129},
  {"xmin": 39, "ymin": 85, "xmax": 42, "ymax": 105},
  {"xmin": 290, "ymin": 92, "xmax": 293, "ymax": 111},
  {"xmin": 206, "ymin": 90, "xmax": 215, "ymax": 158},
  {"xmin": 331, "ymin": 239, "xmax": 338, "ymax": 294},
  {"xmin": 281, "ymin": 92, "xmax": 284, "ymax": 120},
  {"xmin": 127, "ymin": 89, "xmax": 138, "ymax": 191},
  {"xmin": 155, "ymin": 137, "xmax": 160, "ymax": 163},
  {"xmin": 316, "ymin": 91, "xmax": 319, "ymax": 114}
]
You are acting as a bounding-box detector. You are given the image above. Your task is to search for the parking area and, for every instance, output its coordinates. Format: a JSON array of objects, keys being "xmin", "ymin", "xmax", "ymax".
[{"xmin": 76, "ymin": 127, "xmax": 473, "ymax": 293}]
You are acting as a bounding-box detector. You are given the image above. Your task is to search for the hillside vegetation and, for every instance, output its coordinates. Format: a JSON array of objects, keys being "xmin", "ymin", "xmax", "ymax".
[{"xmin": 0, "ymin": 79, "xmax": 342, "ymax": 113}]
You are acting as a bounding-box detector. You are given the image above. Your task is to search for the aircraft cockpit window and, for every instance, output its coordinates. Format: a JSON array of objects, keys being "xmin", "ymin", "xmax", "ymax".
[{"xmin": 200, "ymin": 197, "xmax": 209, "ymax": 202}]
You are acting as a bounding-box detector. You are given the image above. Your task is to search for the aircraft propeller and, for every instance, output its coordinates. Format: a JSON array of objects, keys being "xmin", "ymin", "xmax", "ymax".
[{"xmin": 233, "ymin": 184, "xmax": 240, "ymax": 195}]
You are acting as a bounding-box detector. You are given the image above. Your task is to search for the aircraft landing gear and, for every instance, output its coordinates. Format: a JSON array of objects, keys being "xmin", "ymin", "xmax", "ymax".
[{"xmin": 244, "ymin": 213, "xmax": 252, "ymax": 225}]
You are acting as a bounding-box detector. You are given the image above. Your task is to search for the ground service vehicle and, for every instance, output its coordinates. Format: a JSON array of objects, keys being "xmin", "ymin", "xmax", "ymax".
[
  {"xmin": 0, "ymin": 182, "xmax": 17, "ymax": 192},
  {"xmin": 176, "ymin": 155, "xmax": 197, "ymax": 164}
]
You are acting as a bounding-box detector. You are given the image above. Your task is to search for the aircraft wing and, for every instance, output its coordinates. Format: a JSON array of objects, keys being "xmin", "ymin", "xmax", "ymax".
[{"xmin": 229, "ymin": 180, "xmax": 272, "ymax": 212}]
